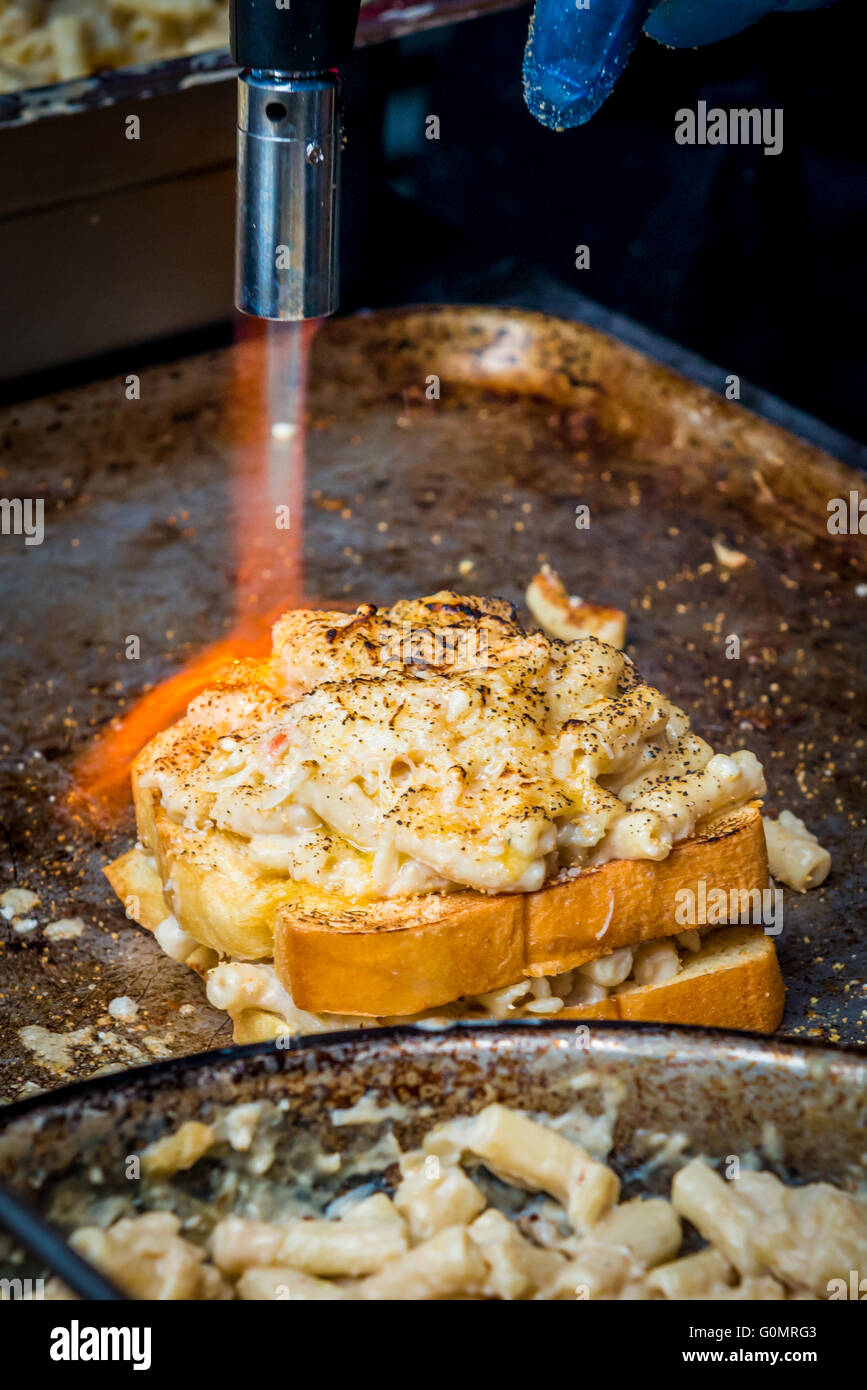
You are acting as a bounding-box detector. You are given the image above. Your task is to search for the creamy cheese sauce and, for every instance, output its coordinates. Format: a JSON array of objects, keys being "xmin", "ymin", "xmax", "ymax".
[{"xmin": 137, "ymin": 593, "xmax": 765, "ymax": 899}]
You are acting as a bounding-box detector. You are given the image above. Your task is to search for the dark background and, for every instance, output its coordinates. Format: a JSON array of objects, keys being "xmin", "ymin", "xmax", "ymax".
[{"xmin": 342, "ymin": 0, "xmax": 865, "ymax": 441}]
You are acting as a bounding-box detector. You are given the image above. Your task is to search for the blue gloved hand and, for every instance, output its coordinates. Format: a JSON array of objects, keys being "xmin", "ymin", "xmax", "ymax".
[{"xmin": 523, "ymin": 0, "xmax": 837, "ymax": 129}]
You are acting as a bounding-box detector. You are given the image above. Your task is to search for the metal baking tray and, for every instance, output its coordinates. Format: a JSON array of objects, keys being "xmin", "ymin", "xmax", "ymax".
[
  {"xmin": 0, "ymin": 1023, "xmax": 865, "ymax": 1294},
  {"xmin": 0, "ymin": 305, "xmax": 864, "ymax": 1103}
]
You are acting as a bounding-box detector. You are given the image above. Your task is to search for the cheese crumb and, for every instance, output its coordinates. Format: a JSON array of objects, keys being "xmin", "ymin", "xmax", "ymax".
[
  {"xmin": 712, "ymin": 538, "xmax": 749, "ymax": 570},
  {"xmin": 108, "ymin": 995, "xmax": 138, "ymax": 1021},
  {"xmin": 1, "ymin": 888, "xmax": 39, "ymax": 916},
  {"xmin": 44, "ymin": 917, "xmax": 86, "ymax": 941}
]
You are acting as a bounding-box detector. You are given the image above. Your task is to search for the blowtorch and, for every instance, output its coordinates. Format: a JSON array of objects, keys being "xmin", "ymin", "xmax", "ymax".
[{"xmin": 230, "ymin": 0, "xmax": 361, "ymax": 321}]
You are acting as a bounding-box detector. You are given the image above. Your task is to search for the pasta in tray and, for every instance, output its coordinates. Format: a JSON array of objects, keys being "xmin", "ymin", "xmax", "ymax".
[
  {"xmin": 42, "ymin": 1102, "xmax": 867, "ymax": 1302},
  {"xmin": 0, "ymin": 0, "xmax": 229, "ymax": 92}
]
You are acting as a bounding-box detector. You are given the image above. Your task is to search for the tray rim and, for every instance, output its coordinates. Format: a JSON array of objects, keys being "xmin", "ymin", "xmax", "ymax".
[{"xmin": 1, "ymin": 1019, "xmax": 865, "ymax": 1131}]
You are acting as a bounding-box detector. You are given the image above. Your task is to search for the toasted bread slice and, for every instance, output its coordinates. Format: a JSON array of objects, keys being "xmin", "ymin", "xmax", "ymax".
[
  {"xmin": 274, "ymin": 804, "xmax": 768, "ymax": 1016},
  {"xmin": 105, "ymin": 833, "xmax": 782, "ymax": 1036},
  {"xmin": 129, "ymin": 780, "xmax": 386, "ymax": 962},
  {"xmin": 107, "ymin": 802, "xmax": 771, "ymax": 1021},
  {"xmin": 125, "ymin": 771, "xmax": 765, "ymax": 993},
  {"xmin": 231, "ymin": 925, "xmax": 784, "ymax": 1040},
  {"xmin": 105, "ymin": 845, "xmax": 171, "ymax": 934},
  {"xmin": 555, "ymin": 924, "xmax": 784, "ymax": 1031}
]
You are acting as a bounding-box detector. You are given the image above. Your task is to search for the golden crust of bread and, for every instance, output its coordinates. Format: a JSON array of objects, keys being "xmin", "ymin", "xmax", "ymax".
[
  {"xmin": 230, "ymin": 925, "xmax": 784, "ymax": 1040},
  {"xmin": 274, "ymin": 804, "xmax": 769, "ymax": 1016},
  {"xmin": 556, "ymin": 924, "xmax": 784, "ymax": 1032},
  {"xmin": 279, "ymin": 891, "xmax": 526, "ymax": 1018},
  {"xmin": 524, "ymin": 803, "xmax": 767, "ymax": 976},
  {"xmin": 116, "ymin": 772, "xmax": 770, "ymax": 1021},
  {"xmin": 105, "ymin": 828, "xmax": 781, "ymax": 1035},
  {"xmin": 104, "ymin": 846, "xmax": 170, "ymax": 933}
]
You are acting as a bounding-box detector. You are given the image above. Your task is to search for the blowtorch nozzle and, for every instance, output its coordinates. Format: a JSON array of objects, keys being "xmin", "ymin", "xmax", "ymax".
[
  {"xmin": 234, "ymin": 70, "xmax": 341, "ymax": 321},
  {"xmin": 230, "ymin": 0, "xmax": 360, "ymax": 320}
]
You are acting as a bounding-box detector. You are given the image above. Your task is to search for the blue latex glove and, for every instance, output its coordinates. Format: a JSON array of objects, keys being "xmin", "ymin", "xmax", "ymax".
[{"xmin": 524, "ymin": 0, "xmax": 838, "ymax": 129}]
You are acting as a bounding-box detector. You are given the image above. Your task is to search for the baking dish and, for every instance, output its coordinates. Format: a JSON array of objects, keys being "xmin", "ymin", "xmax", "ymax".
[{"xmin": 0, "ymin": 1020, "xmax": 864, "ymax": 1297}]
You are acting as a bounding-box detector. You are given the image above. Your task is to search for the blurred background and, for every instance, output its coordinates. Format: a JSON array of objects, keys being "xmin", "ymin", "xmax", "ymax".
[{"xmin": 0, "ymin": 0, "xmax": 863, "ymax": 443}]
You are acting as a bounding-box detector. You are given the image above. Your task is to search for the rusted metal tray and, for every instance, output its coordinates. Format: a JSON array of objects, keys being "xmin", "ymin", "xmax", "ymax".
[{"xmin": 0, "ymin": 305, "xmax": 864, "ymax": 1102}]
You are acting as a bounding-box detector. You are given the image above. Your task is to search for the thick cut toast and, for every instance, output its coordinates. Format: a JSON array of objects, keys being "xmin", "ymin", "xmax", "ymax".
[
  {"xmin": 228, "ymin": 925, "xmax": 784, "ymax": 1040},
  {"xmin": 107, "ymin": 802, "xmax": 773, "ymax": 1022},
  {"xmin": 554, "ymin": 924, "xmax": 784, "ymax": 1031},
  {"xmin": 274, "ymin": 803, "xmax": 768, "ymax": 1015}
]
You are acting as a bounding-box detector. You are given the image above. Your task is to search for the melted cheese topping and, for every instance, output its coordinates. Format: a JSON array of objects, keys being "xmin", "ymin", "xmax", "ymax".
[{"xmin": 137, "ymin": 592, "xmax": 765, "ymax": 897}]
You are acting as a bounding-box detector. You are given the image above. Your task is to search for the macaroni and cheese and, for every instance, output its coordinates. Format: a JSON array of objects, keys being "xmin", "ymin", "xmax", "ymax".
[
  {"xmin": 138, "ymin": 592, "xmax": 766, "ymax": 900},
  {"xmin": 52, "ymin": 1104, "xmax": 867, "ymax": 1301}
]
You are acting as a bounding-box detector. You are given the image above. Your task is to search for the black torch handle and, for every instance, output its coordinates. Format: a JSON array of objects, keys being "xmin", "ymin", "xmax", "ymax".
[{"xmin": 230, "ymin": 0, "xmax": 362, "ymax": 72}]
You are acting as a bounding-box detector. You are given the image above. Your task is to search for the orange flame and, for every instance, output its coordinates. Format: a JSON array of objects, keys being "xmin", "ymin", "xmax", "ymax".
[{"xmin": 70, "ymin": 317, "xmax": 324, "ymax": 827}]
